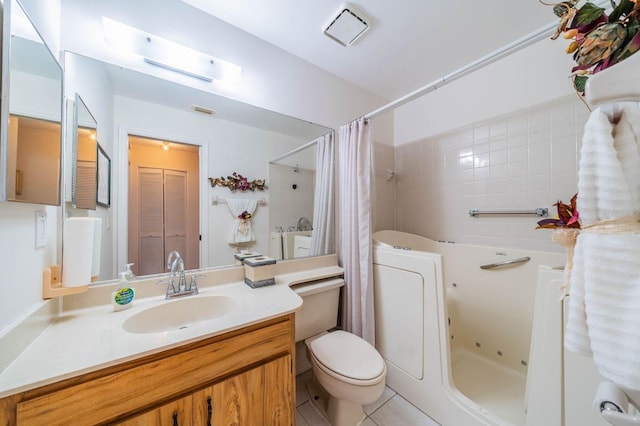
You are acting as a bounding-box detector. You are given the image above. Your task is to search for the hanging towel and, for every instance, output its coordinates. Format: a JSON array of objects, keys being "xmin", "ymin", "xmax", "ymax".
[
  {"xmin": 565, "ymin": 103, "xmax": 640, "ymax": 392},
  {"xmin": 226, "ymin": 198, "xmax": 258, "ymax": 243}
]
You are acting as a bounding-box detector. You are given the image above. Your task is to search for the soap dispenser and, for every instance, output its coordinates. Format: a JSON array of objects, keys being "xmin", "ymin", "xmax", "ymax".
[{"xmin": 112, "ymin": 272, "xmax": 135, "ymax": 312}]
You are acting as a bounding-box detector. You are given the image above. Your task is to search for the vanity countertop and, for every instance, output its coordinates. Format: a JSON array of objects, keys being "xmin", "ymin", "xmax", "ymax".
[{"xmin": 0, "ymin": 278, "xmax": 304, "ymax": 398}]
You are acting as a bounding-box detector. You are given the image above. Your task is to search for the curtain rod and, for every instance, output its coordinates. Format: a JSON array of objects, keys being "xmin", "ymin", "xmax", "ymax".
[
  {"xmin": 363, "ymin": 1, "xmax": 609, "ymax": 121},
  {"xmin": 269, "ymin": 130, "xmax": 332, "ymax": 164}
]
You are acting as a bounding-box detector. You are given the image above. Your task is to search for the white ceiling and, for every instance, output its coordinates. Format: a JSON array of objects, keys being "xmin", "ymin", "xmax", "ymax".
[{"xmin": 180, "ymin": 0, "xmax": 556, "ymax": 101}]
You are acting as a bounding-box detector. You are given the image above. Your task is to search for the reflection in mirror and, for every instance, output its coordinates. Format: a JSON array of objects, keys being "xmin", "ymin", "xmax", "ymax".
[
  {"xmin": 7, "ymin": 114, "xmax": 60, "ymax": 204},
  {"xmin": 3, "ymin": 0, "xmax": 63, "ymax": 205},
  {"xmin": 268, "ymin": 143, "xmax": 316, "ymax": 260},
  {"xmin": 72, "ymin": 95, "xmax": 97, "ymax": 209},
  {"xmin": 62, "ymin": 52, "xmax": 333, "ymax": 283}
]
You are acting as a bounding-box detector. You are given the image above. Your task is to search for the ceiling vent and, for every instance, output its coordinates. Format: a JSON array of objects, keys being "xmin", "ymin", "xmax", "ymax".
[
  {"xmin": 192, "ymin": 105, "xmax": 216, "ymax": 115},
  {"xmin": 324, "ymin": 5, "xmax": 370, "ymax": 47}
]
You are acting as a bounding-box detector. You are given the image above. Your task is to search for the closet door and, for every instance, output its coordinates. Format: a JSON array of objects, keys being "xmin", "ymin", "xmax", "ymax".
[
  {"xmin": 138, "ymin": 168, "xmax": 164, "ymax": 275},
  {"xmin": 164, "ymin": 170, "xmax": 187, "ymax": 263}
]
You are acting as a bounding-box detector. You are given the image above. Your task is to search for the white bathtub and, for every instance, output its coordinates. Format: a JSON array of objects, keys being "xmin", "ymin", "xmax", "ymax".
[{"xmin": 372, "ymin": 230, "xmax": 566, "ymax": 426}]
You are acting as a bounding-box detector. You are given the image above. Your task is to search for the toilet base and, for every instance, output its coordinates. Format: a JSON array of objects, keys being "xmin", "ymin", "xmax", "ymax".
[{"xmin": 306, "ymin": 376, "xmax": 367, "ymax": 426}]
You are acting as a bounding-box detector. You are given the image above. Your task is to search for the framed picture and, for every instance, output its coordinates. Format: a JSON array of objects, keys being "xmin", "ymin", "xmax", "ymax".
[{"xmin": 97, "ymin": 144, "xmax": 111, "ymax": 207}]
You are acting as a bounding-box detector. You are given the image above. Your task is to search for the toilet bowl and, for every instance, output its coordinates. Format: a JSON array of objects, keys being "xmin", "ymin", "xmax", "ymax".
[{"xmin": 305, "ymin": 330, "xmax": 386, "ymax": 425}]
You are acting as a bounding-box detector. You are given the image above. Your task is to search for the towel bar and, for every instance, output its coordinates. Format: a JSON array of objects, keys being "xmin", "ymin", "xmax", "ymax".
[
  {"xmin": 469, "ymin": 208, "xmax": 548, "ymax": 217},
  {"xmin": 211, "ymin": 196, "xmax": 266, "ymax": 205}
]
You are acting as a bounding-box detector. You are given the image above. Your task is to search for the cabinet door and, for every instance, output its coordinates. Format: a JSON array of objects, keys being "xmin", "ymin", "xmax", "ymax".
[
  {"xmin": 193, "ymin": 365, "xmax": 263, "ymax": 426},
  {"xmin": 192, "ymin": 356, "xmax": 293, "ymax": 426},
  {"xmin": 114, "ymin": 395, "xmax": 192, "ymax": 426},
  {"xmin": 264, "ymin": 355, "xmax": 293, "ymax": 425}
]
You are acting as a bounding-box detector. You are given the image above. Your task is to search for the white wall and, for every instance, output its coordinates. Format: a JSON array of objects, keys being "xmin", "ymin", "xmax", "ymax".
[{"xmin": 394, "ymin": 37, "xmax": 578, "ymax": 145}]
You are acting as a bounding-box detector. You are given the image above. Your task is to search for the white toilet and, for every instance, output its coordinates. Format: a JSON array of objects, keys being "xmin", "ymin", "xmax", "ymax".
[{"xmin": 292, "ymin": 278, "xmax": 387, "ymax": 425}]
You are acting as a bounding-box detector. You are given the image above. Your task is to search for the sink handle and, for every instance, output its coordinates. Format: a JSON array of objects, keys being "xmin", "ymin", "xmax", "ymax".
[
  {"xmin": 189, "ymin": 274, "xmax": 205, "ymax": 293},
  {"xmin": 156, "ymin": 277, "xmax": 176, "ymax": 297}
]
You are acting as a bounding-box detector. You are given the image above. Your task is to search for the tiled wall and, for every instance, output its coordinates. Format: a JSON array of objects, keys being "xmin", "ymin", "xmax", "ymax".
[
  {"xmin": 373, "ymin": 142, "xmax": 396, "ymax": 232},
  {"xmin": 387, "ymin": 95, "xmax": 590, "ymax": 252}
]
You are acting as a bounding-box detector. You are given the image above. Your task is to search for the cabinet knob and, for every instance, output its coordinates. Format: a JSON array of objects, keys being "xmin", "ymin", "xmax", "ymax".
[{"xmin": 173, "ymin": 412, "xmax": 178, "ymax": 426}]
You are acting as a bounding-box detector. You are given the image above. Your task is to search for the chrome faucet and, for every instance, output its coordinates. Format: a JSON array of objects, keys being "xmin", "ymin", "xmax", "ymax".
[
  {"xmin": 167, "ymin": 251, "xmax": 187, "ymax": 292},
  {"xmin": 158, "ymin": 251, "xmax": 198, "ymax": 299}
]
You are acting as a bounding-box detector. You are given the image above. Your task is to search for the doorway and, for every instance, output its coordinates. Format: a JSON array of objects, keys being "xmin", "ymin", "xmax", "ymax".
[{"xmin": 128, "ymin": 135, "xmax": 200, "ymax": 276}]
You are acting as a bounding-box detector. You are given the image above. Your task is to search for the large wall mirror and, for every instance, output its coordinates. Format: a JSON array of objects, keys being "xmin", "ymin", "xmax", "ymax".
[
  {"xmin": 64, "ymin": 52, "xmax": 333, "ymax": 283},
  {"xmin": 1, "ymin": 0, "xmax": 63, "ymax": 205}
]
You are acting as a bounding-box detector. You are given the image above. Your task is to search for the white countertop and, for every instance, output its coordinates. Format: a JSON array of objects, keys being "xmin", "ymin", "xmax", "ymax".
[{"xmin": 0, "ymin": 280, "xmax": 303, "ymax": 398}]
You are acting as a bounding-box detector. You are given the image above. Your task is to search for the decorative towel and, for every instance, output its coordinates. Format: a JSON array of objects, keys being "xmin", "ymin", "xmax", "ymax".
[
  {"xmin": 565, "ymin": 103, "xmax": 640, "ymax": 391},
  {"xmin": 226, "ymin": 198, "xmax": 258, "ymax": 243}
]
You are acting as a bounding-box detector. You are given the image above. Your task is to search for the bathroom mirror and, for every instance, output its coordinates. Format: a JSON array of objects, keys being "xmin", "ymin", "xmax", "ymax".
[
  {"xmin": 63, "ymin": 52, "xmax": 332, "ymax": 283},
  {"xmin": 0, "ymin": 0, "xmax": 63, "ymax": 205},
  {"xmin": 71, "ymin": 95, "xmax": 97, "ymax": 210}
]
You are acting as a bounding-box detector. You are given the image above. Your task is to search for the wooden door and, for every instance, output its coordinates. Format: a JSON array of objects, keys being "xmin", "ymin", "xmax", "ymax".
[
  {"xmin": 263, "ymin": 355, "xmax": 294, "ymax": 426},
  {"xmin": 164, "ymin": 170, "xmax": 187, "ymax": 262},
  {"xmin": 193, "ymin": 366, "xmax": 263, "ymax": 426},
  {"xmin": 138, "ymin": 168, "xmax": 164, "ymax": 275}
]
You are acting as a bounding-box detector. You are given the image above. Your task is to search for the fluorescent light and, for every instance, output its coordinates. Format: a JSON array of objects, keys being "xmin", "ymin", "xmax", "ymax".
[{"xmin": 102, "ymin": 17, "xmax": 242, "ymax": 85}]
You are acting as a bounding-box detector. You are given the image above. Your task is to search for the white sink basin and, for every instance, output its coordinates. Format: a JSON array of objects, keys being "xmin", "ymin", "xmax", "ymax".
[{"xmin": 122, "ymin": 295, "xmax": 237, "ymax": 334}]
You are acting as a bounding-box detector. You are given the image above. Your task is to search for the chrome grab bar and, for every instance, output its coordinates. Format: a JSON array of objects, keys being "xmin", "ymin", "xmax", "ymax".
[
  {"xmin": 469, "ymin": 208, "xmax": 548, "ymax": 217},
  {"xmin": 480, "ymin": 256, "xmax": 531, "ymax": 270}
]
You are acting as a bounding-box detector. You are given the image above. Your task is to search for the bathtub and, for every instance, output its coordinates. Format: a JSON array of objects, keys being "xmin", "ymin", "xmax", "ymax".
[{"xmin": 372, "ymin": 230, "xmax": 566, "ymax": 426}]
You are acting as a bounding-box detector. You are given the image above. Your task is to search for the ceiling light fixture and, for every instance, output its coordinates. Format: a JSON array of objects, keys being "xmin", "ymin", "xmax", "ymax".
[
  {"xmin": 102, "ymin": 17, "xmax": 242, "ymax": 85},
  {"xmin": 324, "ymin": 4, "xmax": 370, "ymax": 47}
]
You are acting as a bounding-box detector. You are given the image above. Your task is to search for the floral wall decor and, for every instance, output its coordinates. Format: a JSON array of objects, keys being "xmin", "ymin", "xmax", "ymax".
[
  {"xmin": 209, "ymin": 172, "xmax": 267, "ymax": 192},
  {"xmin": 542, "ymin": 0, "xmax": 640, "ymax": 94}
]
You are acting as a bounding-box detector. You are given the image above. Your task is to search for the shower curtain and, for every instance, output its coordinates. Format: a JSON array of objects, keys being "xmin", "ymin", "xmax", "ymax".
[
  {"xmin": 337, "ymin": 117, "xmax": 375, "ymax": 345},
  {"xmin": 310, "ymin": 132, "xmax": 335, "ymax": 257}
]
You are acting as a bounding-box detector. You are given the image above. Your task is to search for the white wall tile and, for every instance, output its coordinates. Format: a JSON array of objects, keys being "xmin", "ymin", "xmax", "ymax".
[{"xmin": 390, "ymin": 95, "xmax": 580, "ymax": 251}]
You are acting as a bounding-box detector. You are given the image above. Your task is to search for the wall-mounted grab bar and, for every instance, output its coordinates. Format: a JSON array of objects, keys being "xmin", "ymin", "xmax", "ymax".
[
  {"xmin": 480, "ymin": 256, "xmax": 531, "ymax": 270},
  {"xmin": 469, "ymin": 208, "xmax": 548, "ymax": 217}
]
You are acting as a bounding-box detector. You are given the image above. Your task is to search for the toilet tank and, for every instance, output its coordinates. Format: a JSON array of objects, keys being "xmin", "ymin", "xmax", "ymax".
[{"xmin": 291, "ymin": 278, "xmax": 345, "ymax": 342}]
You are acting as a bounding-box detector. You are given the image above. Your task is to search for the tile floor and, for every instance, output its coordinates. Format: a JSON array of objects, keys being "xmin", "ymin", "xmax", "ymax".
[{"xmin": 295, "ymin": 370, "xmax": 441, "ymax": 426}]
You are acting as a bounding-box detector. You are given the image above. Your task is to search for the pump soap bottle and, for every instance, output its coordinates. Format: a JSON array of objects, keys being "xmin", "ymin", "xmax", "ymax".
[{"xmin": 112, "ymin": 272, "xmax": 135, "ymax": 311}]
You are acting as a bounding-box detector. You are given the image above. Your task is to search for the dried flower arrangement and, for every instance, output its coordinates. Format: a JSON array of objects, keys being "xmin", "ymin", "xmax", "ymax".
[
  {"xmin": 542, "ymin": 0, "xmax": 640, "ymax": 94},
  {"xmin": 208, "ymin": 172, "xmax": 267, "ymax": 192},
  {"xmin": 536, "ymin": 193, "xmax": 581, "ymax": 229}
]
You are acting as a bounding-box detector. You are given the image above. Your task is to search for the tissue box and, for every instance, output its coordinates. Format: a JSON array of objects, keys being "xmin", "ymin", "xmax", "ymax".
[
  {"xmin": 233, "ymin": 251, "xmax": 262, "ymax": 265},
  {"xmin": 244, "ymin": 256, "xmax": 277, "ymax": 288}
]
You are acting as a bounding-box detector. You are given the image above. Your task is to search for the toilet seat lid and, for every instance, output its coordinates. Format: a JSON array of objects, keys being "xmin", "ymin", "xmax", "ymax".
[{"xmin": 309, "ymin": 331, "xmax": 385, "ymax": 380}]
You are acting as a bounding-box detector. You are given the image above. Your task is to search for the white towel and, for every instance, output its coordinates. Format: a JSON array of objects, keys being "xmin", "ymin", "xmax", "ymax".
[
  {"xmin": 226, "ymin": 198, "xmax": 258, "ymax": 243},
  {"xmin": 565, "ymin": 103, "xmax": 640, "ymax": 391}
]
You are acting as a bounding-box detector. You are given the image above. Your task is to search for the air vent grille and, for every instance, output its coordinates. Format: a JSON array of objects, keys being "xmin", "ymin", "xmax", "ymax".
[
  {"xmin": 324, "ymin": 5, "xmax": 370, "ymax": 47},
  {"xmin": 192, "ymin": 105, "xmax": 216, "ymax": 115}
]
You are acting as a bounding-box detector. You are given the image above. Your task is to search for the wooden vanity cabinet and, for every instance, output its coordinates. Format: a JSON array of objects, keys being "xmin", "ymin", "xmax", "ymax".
[{"xmin": 0, "ymin": 314, "xmax": 295, "ymax": 426}]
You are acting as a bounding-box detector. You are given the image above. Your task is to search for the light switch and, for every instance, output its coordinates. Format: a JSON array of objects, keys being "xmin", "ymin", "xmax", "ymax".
[{"xmin": 35, "ymin": 210, "xmax": 46, "ymax": 248}]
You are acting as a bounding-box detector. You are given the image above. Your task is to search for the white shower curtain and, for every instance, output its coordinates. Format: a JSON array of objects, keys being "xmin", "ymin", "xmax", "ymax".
[
  {"xmin": 337, "ymin": 117, "xmax": 375, "ymax": 345},
  {"xmin": 310, "ymin": 132, "xmax": 335, "ymax": 257}
]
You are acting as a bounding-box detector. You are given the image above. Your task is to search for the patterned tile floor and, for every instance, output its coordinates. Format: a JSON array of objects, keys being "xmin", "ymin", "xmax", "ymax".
[{"xmin": 295, "ymin": 370, "xmax": 441, "ymax": 426}]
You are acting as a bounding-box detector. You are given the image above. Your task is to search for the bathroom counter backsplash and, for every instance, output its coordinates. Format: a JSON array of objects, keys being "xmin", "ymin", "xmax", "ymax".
[{"xmin": 0, "ymin": 255, "xmax": 343, "ymax": 398}]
